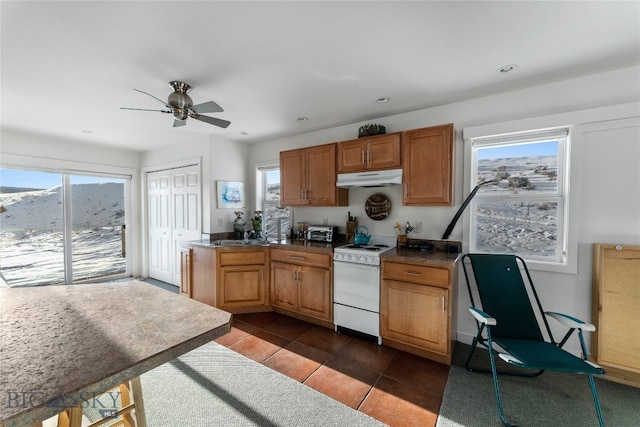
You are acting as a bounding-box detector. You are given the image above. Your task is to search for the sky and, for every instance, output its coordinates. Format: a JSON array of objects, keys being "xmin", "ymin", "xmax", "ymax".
[
  {"xmin": 0, "ymin": 169, "xmax": 123, "ymax": 190},
  {"xmin": 477, "ymin": 140, "xmax": 558, "ymax": 160}
]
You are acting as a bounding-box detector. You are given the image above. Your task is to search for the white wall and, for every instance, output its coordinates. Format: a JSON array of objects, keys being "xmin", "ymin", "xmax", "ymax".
[
  {"xmin": 0, "ymin": 129, "xmax": 142, "ymax": 273},
  {"xmin": 139, "ymin": 134, "xmax": 250, "ymax": 234},
  {"xmin": 248, "ymin": 65, "xmax": 640, "ymax": 355}
]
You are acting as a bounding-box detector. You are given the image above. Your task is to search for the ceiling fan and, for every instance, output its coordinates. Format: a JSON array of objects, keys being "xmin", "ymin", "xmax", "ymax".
[{"xmin": 121, "ymin": 81, "xmax": 231, "ymax": 128}]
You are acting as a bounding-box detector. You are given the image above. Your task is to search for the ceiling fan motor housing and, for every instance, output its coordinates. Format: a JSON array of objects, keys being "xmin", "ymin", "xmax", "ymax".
[{"xmin": 168, "ymin": 81, "xmax": 193, "ymax": 120}]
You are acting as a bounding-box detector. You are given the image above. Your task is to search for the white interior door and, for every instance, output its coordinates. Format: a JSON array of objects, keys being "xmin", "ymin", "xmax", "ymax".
[
  {"xmin": 148, "ymin": 170, "xmax": 172, "ymax": 283},
  {"xmin": 171, "ymin": 165, "xmax": 202, "ymax": 285},
  {"xmin": 147, "ymin": 165, "xmax": 202, "ymax": 285}
]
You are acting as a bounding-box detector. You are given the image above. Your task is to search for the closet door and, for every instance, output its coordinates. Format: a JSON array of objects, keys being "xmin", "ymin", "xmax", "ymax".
[
  {"xmin": 171, "ymin": 165, "xmax": 202, "ymax": 285},
  {"xmin": 148, "ymin": 170, "xmax": 172, "ymax": 283},
  {"xmin": 148, "ymin": 165, "xmax": 202, "ymax": 285}
]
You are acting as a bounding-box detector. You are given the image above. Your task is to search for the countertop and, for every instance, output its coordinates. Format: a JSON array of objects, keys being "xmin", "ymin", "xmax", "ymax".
[
  {"xmin": 182, "ymin": 238, "xmax": 461, "ymax": 266},
  {"xmin": 0, "ymin": 281, "xmax": 231, "ymax": 426}
]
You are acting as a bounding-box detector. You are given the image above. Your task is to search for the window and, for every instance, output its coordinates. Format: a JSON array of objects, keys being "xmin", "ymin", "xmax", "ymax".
[
  {"xmin": 469, "ymin": 129, "xmax": 569, "ymax": 265},
  {"xmin": 0, "ymin": 167, "xmax": 128, "ymax": 286},
  {"xmin": 257, "ymin": 166, "xmax": 291, "ymax": 240}
]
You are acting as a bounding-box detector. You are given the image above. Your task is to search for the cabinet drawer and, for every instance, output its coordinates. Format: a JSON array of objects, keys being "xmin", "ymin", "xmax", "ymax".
[
  {"xmin": 271, "ymin": 248, "xmax": 331, "ymax": 268},
  {"xmin": 382, "ymin": 261, "xmax": 449, "ymax": 287},
  {"xmin": 218, "ymin": 249, "xmax": 267, "ymax": 266}
]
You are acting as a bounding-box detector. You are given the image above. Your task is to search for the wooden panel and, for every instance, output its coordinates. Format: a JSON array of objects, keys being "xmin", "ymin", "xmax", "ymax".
[
  {"xmin": 593, "ymin": 243, "xmax": 640, "ymax": 384},
  {"xmin": 270, "ymin": 262, "xmax": 298, "ymax": 310},
  {"xmin": 367, "ymin": 133, "xmax": 401, "ymax": 170},
  {"xmin": 270, "ymin": 248, "xmax": 331, "ymax": 269},
  {"xmin": 381, "ymin": 279, "xmax": 449, "ymax": 354},
  {"xmin": 218, "ymin": 249, "xmax": 267, "ymax": 266},
  {"xmin": 219, "ymin": 265, "xmax": 266, "ymax": 308},
  {"xmin": 191, "ymin": 246, "xmax": 216, "ymax": 307},
  {"xmin": 337, "ymin": 139, "xmax": 366, "ymax": 172},
  {"xmin": 179, "ymin": 247, "xmax": 192, "ymax": 297},
  {"xmin": 382, "ymin": 261, "xmax": 449, "ymax": 288},
  {"xmin": 280, "ymin": 148, "xmax": 307, "ymax": 206},
  {"xmin": 306, "ymin": 143, "xmax": 338, "ymax": 206},
  {"xmin": 402, "ymin": 124, "xmax": 453, "ymax": 206},
  {"xmin": 298, "ymin": 266, "xmax": 332, "ymax": 321}
]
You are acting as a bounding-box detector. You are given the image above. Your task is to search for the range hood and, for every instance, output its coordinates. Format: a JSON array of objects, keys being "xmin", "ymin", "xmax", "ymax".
[{"xmin": 336, "ymin": 168, "xmax": 403, "ymax": 188}]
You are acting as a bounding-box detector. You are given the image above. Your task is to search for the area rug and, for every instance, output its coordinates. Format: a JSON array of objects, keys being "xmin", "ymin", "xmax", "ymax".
[
  {"xmin": 436, "ymin": 364, "xmax": 640, "ymax": 427},
  {"xmin": 139, "ymin": 341, "xmax": 387, "ymax": 426}
]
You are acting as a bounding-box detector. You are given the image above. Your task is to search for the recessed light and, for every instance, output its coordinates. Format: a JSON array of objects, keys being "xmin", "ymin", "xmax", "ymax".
[
  {"xmin": 376, "ymin": 97, "xmax": 390, "ymax": 103},
  {"xmin": 81, "ymin": 129, "xmax": 94, "ymax": 134},
  {"xmin": 297, "ymin": 117, "xmax": 309, "ymax": 122},
  {"xmin": 498, "ymin": 64, "xmax": 518, "ymax": 73}
]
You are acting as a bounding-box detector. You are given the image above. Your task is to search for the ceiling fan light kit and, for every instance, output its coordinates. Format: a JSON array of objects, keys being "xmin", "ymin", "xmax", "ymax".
[{"xmin": 121, "ymin": 81, "xmax": 231, "ymax": 129}]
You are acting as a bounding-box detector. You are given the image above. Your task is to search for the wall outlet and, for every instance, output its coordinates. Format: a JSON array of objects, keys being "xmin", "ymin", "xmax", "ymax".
[
  {"xmin": 414, "ymin": 221, "xmax": 422, "ymax": 233},
  {"xmin": 217, "ymin": 218, "xmax": 223, "ymax": 227},
  {"xmin": 322, "ymin": 218, "xmax": 328, "ymax": 225}
]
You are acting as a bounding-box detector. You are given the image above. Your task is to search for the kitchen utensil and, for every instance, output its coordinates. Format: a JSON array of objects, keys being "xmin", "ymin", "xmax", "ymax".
[{"xmin": 354, "ymin": 225, "xmax": 371, "ymax": 245}]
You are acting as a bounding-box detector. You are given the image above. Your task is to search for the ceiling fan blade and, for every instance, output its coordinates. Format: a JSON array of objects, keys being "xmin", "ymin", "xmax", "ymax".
[
  {"xmin": 192, "ymin": 101, "xmax": 224, "ymax": 114},
  {"xmin": 173, "ymin": 119, "xmax": 187, "ymax": 128},
  {"xmin": 191, "ymin": 113, "xmax": 231, "ymax": 129},
  {"xmin": 120, "ymin": 107, "xmax": 172, "ymax": 113},
  {"xmin": 134, "ymin": 88, "xmax": 171, "ymax": 108}
]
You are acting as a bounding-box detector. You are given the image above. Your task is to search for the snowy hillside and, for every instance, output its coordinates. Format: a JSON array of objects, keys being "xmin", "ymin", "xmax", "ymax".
[{"xmin": 0, "ymin": 183, "xmax": 126, "ymax": 287}]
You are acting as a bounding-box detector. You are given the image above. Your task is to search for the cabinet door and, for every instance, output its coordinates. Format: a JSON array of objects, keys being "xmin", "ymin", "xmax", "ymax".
[
  {"xmin": 280, "ymin": 148, "xmax": 307, "ymax": 206},
  {"xmin": 191, "ymin": 246, "xmax": 217, "ymax": 307},
  {"xmin": 219, "ymin": 265, "xmax": 267, "ymax": 309},
  {"xmin": 179, "ymin": 247, "xmax": 193, "ymax": 297},
  {"xmin": 270, "ymin": 262, "xmax": 298, "ymax": 311},
  {"xmin": 306, "ymin": 144, "xmax": 338, "ymax": 205},
  {"xmin": 593, "ymin": 244, "xmax": 640, "ymax": 381},
  {"xmin": 381, "ymin": 279, "xmax": 449, "ymax": 354},
  {"xmin": 368, "ymin": 133, "xmax": 401, "ymax": 170},
  {"xmin": 337, "ymin": 139, "xmax": 367, "ymax": 173},
  {"xmin": 298, "ymin": 266, "xmax": 332, "ymax": 321},
  {"xmin": 402, "ymin": 124, "xmax": 454, "ymax": 206}
]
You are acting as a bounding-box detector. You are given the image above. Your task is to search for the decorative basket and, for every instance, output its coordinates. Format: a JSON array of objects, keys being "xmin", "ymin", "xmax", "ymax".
[{"xmin": 358, "ymin": 123, "xmax": 386, "ymax": 138}]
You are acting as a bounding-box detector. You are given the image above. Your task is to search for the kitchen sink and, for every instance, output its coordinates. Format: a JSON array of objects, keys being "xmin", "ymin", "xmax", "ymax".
[{"xmin": 212, "ymin": 239, "xmax": 269, "ymax": 247}]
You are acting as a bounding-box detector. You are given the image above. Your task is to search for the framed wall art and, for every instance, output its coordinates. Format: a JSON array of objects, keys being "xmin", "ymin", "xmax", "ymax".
[{"xmin": 216, "ymin": 180, "xmax": 245, "ymax": 208}]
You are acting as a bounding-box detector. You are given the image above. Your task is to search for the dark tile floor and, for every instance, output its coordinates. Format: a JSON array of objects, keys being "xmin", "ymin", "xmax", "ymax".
[{"xmin": 215, "ymin": 312, "xmax": 450, "ymax": 427}]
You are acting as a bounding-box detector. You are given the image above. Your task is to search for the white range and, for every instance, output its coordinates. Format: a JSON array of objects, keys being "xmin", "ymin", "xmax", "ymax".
[{"xmin": 332, "ymin": 236, "xmax": 396, "ymax": 344}]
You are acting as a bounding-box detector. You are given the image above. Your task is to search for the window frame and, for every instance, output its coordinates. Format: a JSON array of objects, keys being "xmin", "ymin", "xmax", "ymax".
[
  {"xmin": 466, "ymin": 127, "xmax": 572, "ymax": 271},
  {"xmin": 256, "ymin": 164, "xmax": 290, "ymax": 241}
]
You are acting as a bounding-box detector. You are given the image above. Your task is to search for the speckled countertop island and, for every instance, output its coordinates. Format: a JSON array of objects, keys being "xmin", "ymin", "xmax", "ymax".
[{"xmin": 0, "ymin": 281, "xmax": 231, "ymax": 427}]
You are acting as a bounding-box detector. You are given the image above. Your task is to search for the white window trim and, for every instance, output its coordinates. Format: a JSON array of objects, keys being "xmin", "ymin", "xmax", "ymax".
[{"xmin": 468, "ymin": 128, "xmax": 569, "ymax": 269}]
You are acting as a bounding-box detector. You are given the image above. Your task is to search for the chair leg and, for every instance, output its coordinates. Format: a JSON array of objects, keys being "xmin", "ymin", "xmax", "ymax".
[
  {"xmin": 588, "ymin": 374, "xmax": 605, "ymax": 427},
  {"xmin": 486, "ymin": 330, "xmax": 515, "ymax": 427}
]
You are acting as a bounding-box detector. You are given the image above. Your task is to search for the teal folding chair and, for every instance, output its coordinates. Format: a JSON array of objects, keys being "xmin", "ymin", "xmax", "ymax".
[{"xmin": 462, "ymin": 254, "xmax": 605, "ymax": 427}]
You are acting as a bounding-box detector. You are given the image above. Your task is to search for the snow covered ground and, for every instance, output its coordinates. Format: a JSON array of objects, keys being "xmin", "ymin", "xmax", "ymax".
[
  {"xmin": 0, "ymin": 183, "xmax": 125, "ymax": 286},
  {"xmin": 474, "ymin": 155, "xmax": 560, "ymax": 259}
]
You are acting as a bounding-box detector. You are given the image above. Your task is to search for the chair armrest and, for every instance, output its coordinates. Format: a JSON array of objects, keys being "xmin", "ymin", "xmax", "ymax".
[
  {"xmin": 469, "ymin": 307, "xmax": 497, "ymax": 326},
  {"xmin": 545, "ymin": 311, "xmax": 595, "ymax": 332}
]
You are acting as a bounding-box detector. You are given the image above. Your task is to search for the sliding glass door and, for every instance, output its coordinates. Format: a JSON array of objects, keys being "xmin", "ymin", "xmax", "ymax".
[{"xmin": 0, "ymin": 168, "xmax": 128, "ymax": 286}]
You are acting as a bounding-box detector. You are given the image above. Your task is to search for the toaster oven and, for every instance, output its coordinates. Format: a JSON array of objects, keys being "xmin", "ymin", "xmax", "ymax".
[{"xmin": 306, "ymin": 225, "xmax": 338, "ymax": 242}]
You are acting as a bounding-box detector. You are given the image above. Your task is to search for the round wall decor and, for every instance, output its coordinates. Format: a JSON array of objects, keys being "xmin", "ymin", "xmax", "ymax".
[{"xmin": 365, "ymin": 193, "xmax": 391, "ymax": 220}]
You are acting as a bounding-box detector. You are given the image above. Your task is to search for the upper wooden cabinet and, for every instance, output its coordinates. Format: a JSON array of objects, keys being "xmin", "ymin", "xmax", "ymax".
[
  {"xmin": 280, "ymin": 143, "xmax": 348, "ymax": 206},
  {"xmin": 402, "ymin": 124, "xmax": 454, "ymax": 206},
  {"xmin": 337, "ymin": 133, "xmax": 401, "ymax": 173}
]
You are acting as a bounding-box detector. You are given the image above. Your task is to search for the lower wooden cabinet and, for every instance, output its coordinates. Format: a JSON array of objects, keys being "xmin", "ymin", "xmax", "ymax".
[
  {"xmin": 270, "ymin": 248, "xmax": 333, "ymax": 325},
  {"xmin": 217, "ymin": 249, "xmax": 269, "ymax": 313},
  {"xmin": 592, "ymin": 243, "xmax": 640, "ymax": 386},
  {"xmin": 185, "ymin": 245, "xmax": 270, "ymax": 313},
  {"xmin": 381, "ymin": 260, "xmax": 456, "ymax": 364}
]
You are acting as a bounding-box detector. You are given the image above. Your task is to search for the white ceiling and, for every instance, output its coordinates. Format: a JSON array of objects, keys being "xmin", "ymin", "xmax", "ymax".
[{"xmin": 2, "ymin": 1, "xmax": 639, "ymax": 152}]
